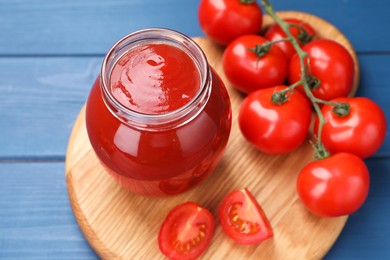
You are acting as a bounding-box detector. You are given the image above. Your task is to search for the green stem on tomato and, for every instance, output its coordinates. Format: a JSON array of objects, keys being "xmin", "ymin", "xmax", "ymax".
[
  {"xmin": 271, "ymin": 80, "xmax": 302, "ymax": 105},
  {"xmin": 332, "ymin": 102, "xmax": 351, "ymax": 117},
  {"xmin": 266, "ymin": 38, "xmax": 292, "ymax": 45},
  {"xmin": 261, "ymin": 0, "xmax": 330, "ymax": 159},
  {"xmin": 286, "ymin": 79, "xmax": 303, "ymax": 92},
  {"xmin": 306, "ymin": 74, "xmax": 321, "ymax": 90},
  {"xmin": 248, "ymin": 38, "xmax": 290, "ymax": 58},
  {"xmin": 289, "ymin": 24, "xmax": 314, "ymax": 44}
]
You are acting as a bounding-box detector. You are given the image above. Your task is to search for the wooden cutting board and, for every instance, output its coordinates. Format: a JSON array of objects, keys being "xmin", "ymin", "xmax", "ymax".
[{"xmin": 66, "ymin": 12, "xmax": 359, "ymax": 260}]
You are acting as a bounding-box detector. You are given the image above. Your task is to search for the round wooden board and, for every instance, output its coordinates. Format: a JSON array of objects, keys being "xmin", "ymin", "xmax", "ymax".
[{"xmin": 66, "ymin": 12, "xmax": 359, "ymax": 260}]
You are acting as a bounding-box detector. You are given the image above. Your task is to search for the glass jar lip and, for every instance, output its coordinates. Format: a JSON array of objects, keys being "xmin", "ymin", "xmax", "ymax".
[{"xmin": 100, "ymin": 27, "xmax": 210, "ymax": 126}]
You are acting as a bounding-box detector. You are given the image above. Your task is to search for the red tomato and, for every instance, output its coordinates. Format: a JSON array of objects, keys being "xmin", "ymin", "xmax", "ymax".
[
  {"xmin": 314, "ymin": 97, "xmax": 387, "ymax": 159},
  {"xmin": 239, "ymin": 86, "xmax": 312, "ymax": 154},
  {"xmin": 198, "ymin": 0, "xmax": 263, "ymax": 45},
  {"xmin": 297, "ymin": 153, "xmax": 370, "ymax": 217},
  {"xmin": 158, "ymin": 202, "xmax": 214, "ymax": 260},
  {"xmin": 218, "ymin": 188, "xmax": 273, "ymax": 244},
  {"xmin": 223, "ymin": 35, "xmax": 288, "ymax": 94},
  {"xmin": 264, "ymin": 18, "xmax": 316, "ymax": 60},
  {"xmin": 288, "ymin": 39, "xmax": 355, "ymax": 101}
]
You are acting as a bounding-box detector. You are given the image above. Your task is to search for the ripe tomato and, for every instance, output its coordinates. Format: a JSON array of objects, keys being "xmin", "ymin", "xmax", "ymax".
[
  {"xmin": 158, "ymin": 202, "xmax": 214, "ymax": 260},
  {"xmin": 223, "ymin": 35, "xmax": 288, "ymax": 94},
  {"xmin": 297, "ymin": 153, "xmax": 370, "ymax": 217},
  {"xmin": 288, "ymin": 39, "xmax": 355, "ymax": 101},
  {"xmin": 218, "ymin": 188, "xmax": 273, "ymax": 244},
  {"xmin": 238, "ymin": 86, "xmax": 312, "ymax": 154},
  {"xmin": 198, "ymin": 0, "xmax": 263, "ymax": 45},
  {"xmin": 314, "ymin": 97, "xmax": 387, "ymax": 159},
  {"xmin": 264, "ymin": 18, "xmax": 316, "ymax": 60}
]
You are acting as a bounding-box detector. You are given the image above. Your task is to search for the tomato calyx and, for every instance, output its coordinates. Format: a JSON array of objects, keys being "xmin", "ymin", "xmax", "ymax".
[
  {"xmin": 312, "ymin": 142, "xmax": 330, "ymax": 160},
  {"xmin": 332, "ymin": 102, "xmax": 351, "ymax": 117},
  {"xmin": 289, "ymin": 23, "xmax": 314, "ymax": 44},
  {"xmin": 248, "ymin": 38, "xmax": 290, "ymax": 59},
  {"xmin": 271, "ymin": 90, "xmax": 289, "ymax": 105},
  {"xmin": 239, "ymin": 0, "xmax": 256, "ymax": 4},
  {"xmin": 306, "ymin": 74, "xmax": 321, "ymax": 90},
  {"xmin": 248, "ymin": 43, "xmax": 272, "ymax": 59}
]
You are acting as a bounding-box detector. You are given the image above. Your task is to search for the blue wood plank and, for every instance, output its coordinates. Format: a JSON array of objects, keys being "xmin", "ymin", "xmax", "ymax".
[
  {"xmin": 0, "ymin": 54, "xmax": 389, "ymax": 158},
  {"xmin": 0, "ymin": 0, "xmax": 202, "ymax": 55},
  {"xmin": 356, "ymin": 55, "xmax": 390, "ymax": 157},
  {"xmin": 0, "ymin": 0, "xmax": 389, "ymax": 55},
  {"xmin": 0, "ymin": 57, "xmax": 101, "ymax": 158},
  {"xmin": 0, "ymin": 162, "xmax": 97, "ymax": 259},
  {"xmin": 325, "ymin": 158, "xmax": 390, "ymax": 259}
]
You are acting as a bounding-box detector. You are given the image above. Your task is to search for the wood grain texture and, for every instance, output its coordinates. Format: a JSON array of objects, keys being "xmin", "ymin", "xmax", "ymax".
[
  {"xmin": 67, "ymin": 108, "xmax": 346, "ymax": 260},
  {"xmin": 65, "ymin": 13, "xmax": 361, "ymax": 258}
]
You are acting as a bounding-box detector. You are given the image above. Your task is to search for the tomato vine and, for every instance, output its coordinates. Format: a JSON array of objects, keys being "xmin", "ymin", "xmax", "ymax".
[{"xmin": 260, "ymin": 0, "xmax": 350, "ymax": 159}]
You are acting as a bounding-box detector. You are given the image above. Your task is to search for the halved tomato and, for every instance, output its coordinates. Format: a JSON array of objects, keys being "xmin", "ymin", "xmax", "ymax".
[
  {"xmin": 158, "ymin": 202, "xmax": 214, "ymax": 260},
  {"xmin": 218, "ymin": 188, "xmax": 273, "ymax": 244}
]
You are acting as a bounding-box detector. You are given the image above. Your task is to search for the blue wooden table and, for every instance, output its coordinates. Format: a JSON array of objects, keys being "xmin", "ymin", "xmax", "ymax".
[{"xmin": 0, "ymin": 0, "xmax": 389, "ymax": 259}]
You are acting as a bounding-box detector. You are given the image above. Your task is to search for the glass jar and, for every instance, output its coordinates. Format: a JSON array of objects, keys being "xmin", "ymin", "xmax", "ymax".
[{"xmin": 85, "ymin": 28, "xmax": 231, "ymax": 196}]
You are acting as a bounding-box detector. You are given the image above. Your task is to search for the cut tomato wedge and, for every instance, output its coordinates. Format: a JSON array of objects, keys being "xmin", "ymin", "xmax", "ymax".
[
  {"xmin": 218, "ymin": 188, "xmax": 273, "ymax": 244},
  {"xmin": 158, "ymin": 202, "xmax": 214, "ymax": 260}
]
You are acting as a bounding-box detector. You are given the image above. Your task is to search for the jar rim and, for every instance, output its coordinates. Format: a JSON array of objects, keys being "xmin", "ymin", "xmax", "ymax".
[{"xmin": 100, "ymin": 28, "xmax": 211, "ymax": 129}]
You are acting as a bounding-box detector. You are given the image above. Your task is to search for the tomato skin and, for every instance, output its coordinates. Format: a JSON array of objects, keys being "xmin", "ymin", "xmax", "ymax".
[
  {"xmin": 314, "ymin": 97, "xmax": 387, "ymax": 159},
  {"xmin": 264, "ymin": 18, "xmax": 316, "ymax": 60},
  {"xmin": 198, "ymin": 0, "xmax": 263, "ymax": 45},
  {"xmin": 223, "ymin": 35, "xmax": 288, "ymax": 94},
  {"xmin": 158, "ymin": 202, "xmax": 214, "ymax": 260},
  {"xmin": 239, "ymin": 86, "xmax": 312, "ymax": 154},
  {"xmin": 218, "ymin": 188, "xmax": 273, "ymax": 244},
  {"xmin": 297, "ymin": 153, "xmax": 370, "ymax": 217},
  {"xmin": 288, "ymin": 39, "xmax": 355, "ymax": 101}
]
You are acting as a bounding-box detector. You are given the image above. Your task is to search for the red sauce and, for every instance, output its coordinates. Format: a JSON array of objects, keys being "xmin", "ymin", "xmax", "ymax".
[
  {"xmin": 110, "ymin": 44, "xmax": 200, "ymax": 114},
  {"xmin": 86, "ymin": 42, "xmax": 231, "ymax": 196}
]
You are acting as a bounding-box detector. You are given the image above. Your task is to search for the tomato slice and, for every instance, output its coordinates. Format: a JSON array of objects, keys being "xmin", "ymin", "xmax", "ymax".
[
  {"xmin": 218, "ymin": 188, "xmax": 273, "ymax": 244},
  {"xmin": 158, "ymin": 202, "xmax": 214, "ymax": 260}
]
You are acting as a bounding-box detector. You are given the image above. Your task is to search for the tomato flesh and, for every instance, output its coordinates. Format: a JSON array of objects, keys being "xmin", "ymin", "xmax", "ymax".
[
  {"xmin": 158, "ymin": 202, "xmax": 214, "ymax": 260},
  {"xmin": 219, "ymin": 188, "xmax": 273, "ymax": 244}
]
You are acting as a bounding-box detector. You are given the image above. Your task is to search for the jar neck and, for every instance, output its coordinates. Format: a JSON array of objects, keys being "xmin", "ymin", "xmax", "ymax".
[{"xmin": 100, "ymin": 28, "xmax": 212, "ymax": 131}]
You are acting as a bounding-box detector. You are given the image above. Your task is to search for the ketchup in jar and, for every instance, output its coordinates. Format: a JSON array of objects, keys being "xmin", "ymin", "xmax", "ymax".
[{"xmin": 85, "ymin": 28, "xmax": 232, "ymax": 196}]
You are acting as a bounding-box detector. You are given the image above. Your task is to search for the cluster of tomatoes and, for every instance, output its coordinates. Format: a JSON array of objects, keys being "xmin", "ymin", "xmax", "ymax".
[
  {"xmin": 199, "ymin": 0, "xmax": 387, "ymax": 218},
  {"xmin": 157, "ymin": 0, "xmax": 387, "ymax": 259}
]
